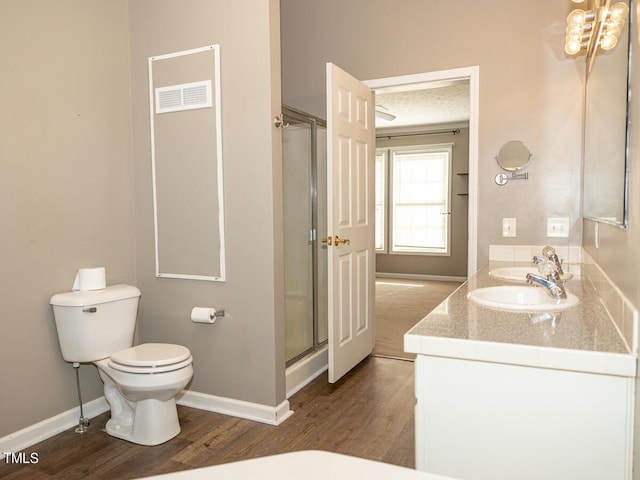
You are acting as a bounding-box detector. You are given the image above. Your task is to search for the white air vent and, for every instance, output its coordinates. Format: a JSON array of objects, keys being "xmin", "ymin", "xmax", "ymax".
[{"xmin": 155, "ymin": 80, "xmax": 212, "ymax": 114}]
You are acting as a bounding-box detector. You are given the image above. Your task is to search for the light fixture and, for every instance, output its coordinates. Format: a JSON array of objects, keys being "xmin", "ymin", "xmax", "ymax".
[{"xmin": 564, "ymin": 0, "xmax": 629, "ymax": 56}]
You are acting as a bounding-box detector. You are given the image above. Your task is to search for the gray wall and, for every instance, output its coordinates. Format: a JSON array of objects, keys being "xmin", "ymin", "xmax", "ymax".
[
  {"xmin": 0, "ymin": 0, "xmax": 284, "ymax": 439},
  {"xmin": 375, "ymin": 127, "xmax": 469, "ymax": 278},
  {"xmin": 280, "ymin": 0, "xmax": 584, "ymax": 269},
  {"xmin": 129, "ymin": 0, "xmax": 285, "ymax": 407},
  {"xmin": 0, "ymin": 1, "xmax": 135, "ymax": 436}
]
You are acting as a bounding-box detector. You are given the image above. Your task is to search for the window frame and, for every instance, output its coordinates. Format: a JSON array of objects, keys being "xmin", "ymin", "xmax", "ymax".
[
  {"xmin": 375, "ymin": 149, "xmax": 388, "ymax": 253},
  {"xmin": 384, "ymin": 143, "xmax": 453, "ymax": 256}
]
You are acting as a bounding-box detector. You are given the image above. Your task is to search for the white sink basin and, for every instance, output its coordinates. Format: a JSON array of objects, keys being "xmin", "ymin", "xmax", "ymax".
[
  {"xmin": 467, "ymin": 286, "xmax": 580, "ymax": 312},
  {"xmin": 489, "ymin": 267, "xmax": 573, "ymax": 283}
]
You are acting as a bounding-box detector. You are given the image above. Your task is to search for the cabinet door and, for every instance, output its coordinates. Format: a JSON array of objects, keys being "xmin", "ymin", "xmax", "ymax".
[{"xmin": 415, "ymin": 355, "xmax": 633, "ymax": 480}]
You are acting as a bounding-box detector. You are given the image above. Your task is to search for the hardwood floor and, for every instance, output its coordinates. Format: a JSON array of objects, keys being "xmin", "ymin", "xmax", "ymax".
[{"xmin": 0, "ymin": 356, "xmax": 415, "ymax": 479}]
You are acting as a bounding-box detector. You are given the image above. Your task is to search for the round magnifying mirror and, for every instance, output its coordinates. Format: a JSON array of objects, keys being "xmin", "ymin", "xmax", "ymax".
[{"xmin": 496, "ymin": 140, "xmax": 531, "ymax": 172}]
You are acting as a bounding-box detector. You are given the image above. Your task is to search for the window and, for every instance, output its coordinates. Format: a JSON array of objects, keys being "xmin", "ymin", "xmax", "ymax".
[
  {"xmin": 376, "ymin": 144, "xmax": 452, "ymax": 255},
  {"xmin": 375, "ymin": 150, "xmax": 387, "ymax": 252}
]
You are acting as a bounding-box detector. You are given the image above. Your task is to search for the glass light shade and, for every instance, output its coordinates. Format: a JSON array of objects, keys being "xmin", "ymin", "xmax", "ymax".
[
  {"xmin": 600, "ymin": 32, "xmax": 619, "ymax": 50},
  {"xmin": 566, "ymin": 32, "xmax": 582, "ymax": 43},
  {"xmin": 566, "ymin": 23, "xmax": 583, "ymax": 35},
  {"xmin": 605, "ymin": 18, "xmax": 625, "ymax": 36},
  {"xmin": 567, "ymin": 9, "xmax": 587, "ymax": 26},
  {"xmin": 565, "ymin": 38, "xmax": 583, "ymax": 55},
  {"xmin": 609, "ymin": 2, "xmax": 630, "ymax": 20}
]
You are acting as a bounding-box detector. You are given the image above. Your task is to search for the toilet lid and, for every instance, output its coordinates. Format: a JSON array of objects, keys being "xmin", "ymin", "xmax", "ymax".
[{"xmin": 109, "ymin": 343, "xmax": 192, "ymax": 373}]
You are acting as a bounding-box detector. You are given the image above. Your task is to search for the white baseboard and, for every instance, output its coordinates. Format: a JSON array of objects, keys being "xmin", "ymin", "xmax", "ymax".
[
  {"xmin": 0, "ymin": 389, "xmax": 294, "ymax": 457},
  {"xmin": 177, "ymin": 391, "xmax": 294, "ymax": 426},
  {"xmin": 376, "ymin": 272, "xmax": 466, "ymax": 283},
  {"xmin": 0, "ymin": 397, "xmax": 109, "ymax": 459},
  {"xmin": 285, "ymin": 346, "xmax": 328, "ymax": 398}
]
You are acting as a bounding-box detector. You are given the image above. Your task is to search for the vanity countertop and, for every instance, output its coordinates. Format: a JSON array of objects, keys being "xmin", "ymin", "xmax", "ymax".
[{"xmin": 404, "ymin": 262, "xmax": 636, "ymax": 377}]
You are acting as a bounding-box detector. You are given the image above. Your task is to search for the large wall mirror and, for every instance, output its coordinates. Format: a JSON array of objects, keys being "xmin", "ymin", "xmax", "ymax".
[{"xmin": 582, "ymin": 0, "xmax": 632, "ymax": 227}]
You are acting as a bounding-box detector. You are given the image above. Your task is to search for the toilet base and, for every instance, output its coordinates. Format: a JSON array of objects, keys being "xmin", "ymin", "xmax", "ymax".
[
  {"xmin": 105, "ymin": 397, "xmax": 181, "ymax": 446},
  {"xmin": 95, "ymin": 357, "xmax": 192, "ymax": 446}
]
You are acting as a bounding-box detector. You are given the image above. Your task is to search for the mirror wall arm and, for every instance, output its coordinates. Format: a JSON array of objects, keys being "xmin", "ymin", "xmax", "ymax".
[{"xmin": 495, "ymin": 171, "xmax": 529, "ymax": 186}]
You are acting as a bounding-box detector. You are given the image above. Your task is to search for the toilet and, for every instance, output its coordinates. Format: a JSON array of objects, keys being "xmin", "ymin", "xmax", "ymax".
[{"xmin": 50, "ymin": 284, "xmax": 193, "ymax": 446}]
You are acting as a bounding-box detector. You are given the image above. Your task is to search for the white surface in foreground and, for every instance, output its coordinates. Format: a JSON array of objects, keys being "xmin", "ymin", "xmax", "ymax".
[{"xmin": 139, "ymin": 450, "xmax": 458, "ymax": 480}]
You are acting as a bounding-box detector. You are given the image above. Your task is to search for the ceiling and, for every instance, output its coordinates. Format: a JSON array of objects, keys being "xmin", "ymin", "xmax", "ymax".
[{"xmin": 374, "ymin": 80, "xmax": 470, "ymax": 129}]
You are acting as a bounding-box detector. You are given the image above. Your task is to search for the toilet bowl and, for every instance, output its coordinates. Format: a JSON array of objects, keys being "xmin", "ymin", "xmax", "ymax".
[
  {"xmin": 95, "ymin": 343, "xmax": 193, "ymax": 446},
  {"xmin": 50, "ymin": 285, "xmax": 194, "ymax": 446}
]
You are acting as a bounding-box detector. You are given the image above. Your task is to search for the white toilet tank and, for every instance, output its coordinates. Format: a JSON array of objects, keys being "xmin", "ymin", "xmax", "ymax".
[{"xmin": 50, "ymin": 284, "xmax": 141, "ymax": 363}]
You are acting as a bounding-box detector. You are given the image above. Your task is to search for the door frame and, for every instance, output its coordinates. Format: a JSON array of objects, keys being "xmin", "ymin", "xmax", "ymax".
[{"xmin": 364, "ymin": 66, "xmax": 479, "ymax": 276}]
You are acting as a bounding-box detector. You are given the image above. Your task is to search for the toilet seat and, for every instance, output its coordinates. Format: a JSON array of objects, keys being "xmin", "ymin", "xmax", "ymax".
[{"xmin": 109, "ymin": 343, "xmax": 192, "ymax": 374}]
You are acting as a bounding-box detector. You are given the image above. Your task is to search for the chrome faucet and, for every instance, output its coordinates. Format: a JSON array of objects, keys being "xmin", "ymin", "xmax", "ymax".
[
  {"xmin": 532, "ymin": 245, "xmax": 564, "ymax": 276},
  {"xmin": 528, "ymin": 248, "xmax": 567, "ymax": 299},
  {"xmin": 526, "ymin": 272, "xmax": 567, "ymax": 299}
]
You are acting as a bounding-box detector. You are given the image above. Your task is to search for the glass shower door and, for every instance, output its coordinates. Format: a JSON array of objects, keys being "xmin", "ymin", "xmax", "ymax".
[
  {"xmin": 283, "ymin": 114, "xmax": 314, "ymax": 364},
  {"xmin": 283, "ymin": 106, "xmax": 328, "ymax": 366}
]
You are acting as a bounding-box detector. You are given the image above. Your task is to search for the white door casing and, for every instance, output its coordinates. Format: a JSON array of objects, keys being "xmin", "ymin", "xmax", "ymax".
[
  {"xmin": 364, "ymin": 66, "xmax": 480, "ymax": 276},
  {"xmin": 326, "ymin": 63, "xmax": 375, "ymax": 383}
]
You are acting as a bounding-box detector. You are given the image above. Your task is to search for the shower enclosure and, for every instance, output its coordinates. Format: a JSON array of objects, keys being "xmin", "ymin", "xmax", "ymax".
[{"xmin": 282, "ymin": 105, "xmax": 328, "ymax": 367}]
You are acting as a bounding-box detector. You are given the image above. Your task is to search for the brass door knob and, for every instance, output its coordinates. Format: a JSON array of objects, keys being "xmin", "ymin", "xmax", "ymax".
[
  {"xmin": 333, "ymin": 235, "xmax": 350, "ymax": 246},
  {"xmin": 321, "ymin": 235, "xmax": 351, "ymax": 246}
]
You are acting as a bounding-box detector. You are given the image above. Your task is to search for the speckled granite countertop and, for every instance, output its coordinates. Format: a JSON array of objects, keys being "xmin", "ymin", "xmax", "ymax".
[{"xmin": 404, "ymin": 262, "xmax": 636, "ymax": 377}]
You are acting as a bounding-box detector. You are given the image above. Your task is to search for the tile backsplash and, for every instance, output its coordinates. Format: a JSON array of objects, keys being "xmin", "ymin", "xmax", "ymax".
[
  {"xmin": 489, "ymin": 244, "xmax": 638, "ymax": 355},
  {"xmin": 581, "ymin": 250, "xmax": 638, "ymax": 356},
  {"xmin": 489, "ymin": 244, "xmax": 583, "ymax": 264}
]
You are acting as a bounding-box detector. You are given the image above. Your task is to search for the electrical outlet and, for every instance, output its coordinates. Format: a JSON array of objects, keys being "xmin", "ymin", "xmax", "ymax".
[
  {"xmin": 502, "ymin": 218, "xmax": 516, "ymax": 237},
  {"xmin": 547, "ymin": 217, "xmax": 570, "ymax": 238}
]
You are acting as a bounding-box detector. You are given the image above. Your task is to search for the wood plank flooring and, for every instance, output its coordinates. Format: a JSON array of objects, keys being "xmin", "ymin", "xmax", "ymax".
[{"xmin": 0, "ymin": 356, "xmax": 415, "ymax": 479}]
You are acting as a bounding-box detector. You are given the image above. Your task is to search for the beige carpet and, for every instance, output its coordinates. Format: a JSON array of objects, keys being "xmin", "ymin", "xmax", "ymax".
[{"xmin": 374, "ymin": 278, "xmax": 462, "ymax": 360}]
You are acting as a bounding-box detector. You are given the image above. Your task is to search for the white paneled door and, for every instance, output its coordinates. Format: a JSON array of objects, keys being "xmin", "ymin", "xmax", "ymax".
[{"xmin": 326, "ymin": 63, "xmax": 375, "ymax": 383}]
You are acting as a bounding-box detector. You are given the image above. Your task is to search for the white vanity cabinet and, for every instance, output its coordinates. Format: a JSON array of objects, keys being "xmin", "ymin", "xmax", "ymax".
[
  {"xmin": 404, "ymin": 264, "xmax": 636, "ymax": 480},
  {"xmin": 412, "ymin": 353, "xmax": 634, "ymax": 480}
]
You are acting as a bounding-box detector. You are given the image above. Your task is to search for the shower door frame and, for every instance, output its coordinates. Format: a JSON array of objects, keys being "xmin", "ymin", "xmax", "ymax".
[{"xmin": 283, "ymin": 105, "xmax": 328, "ymax": 367}]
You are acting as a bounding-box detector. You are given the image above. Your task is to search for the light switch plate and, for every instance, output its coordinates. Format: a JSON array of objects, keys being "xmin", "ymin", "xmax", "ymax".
[
  {"xmin": 547, "ymin": 217, "xmax": 570, "ymax": 238},
  {"xmin": 502, "ymin": 218, "xmax": 516, "ymax": 237}
]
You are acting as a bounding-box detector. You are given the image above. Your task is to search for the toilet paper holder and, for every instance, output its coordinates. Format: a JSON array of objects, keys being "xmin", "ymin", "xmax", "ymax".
[{"xmin": 191, "ymin": 306, "xmax": 225, "ymax": 324}]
